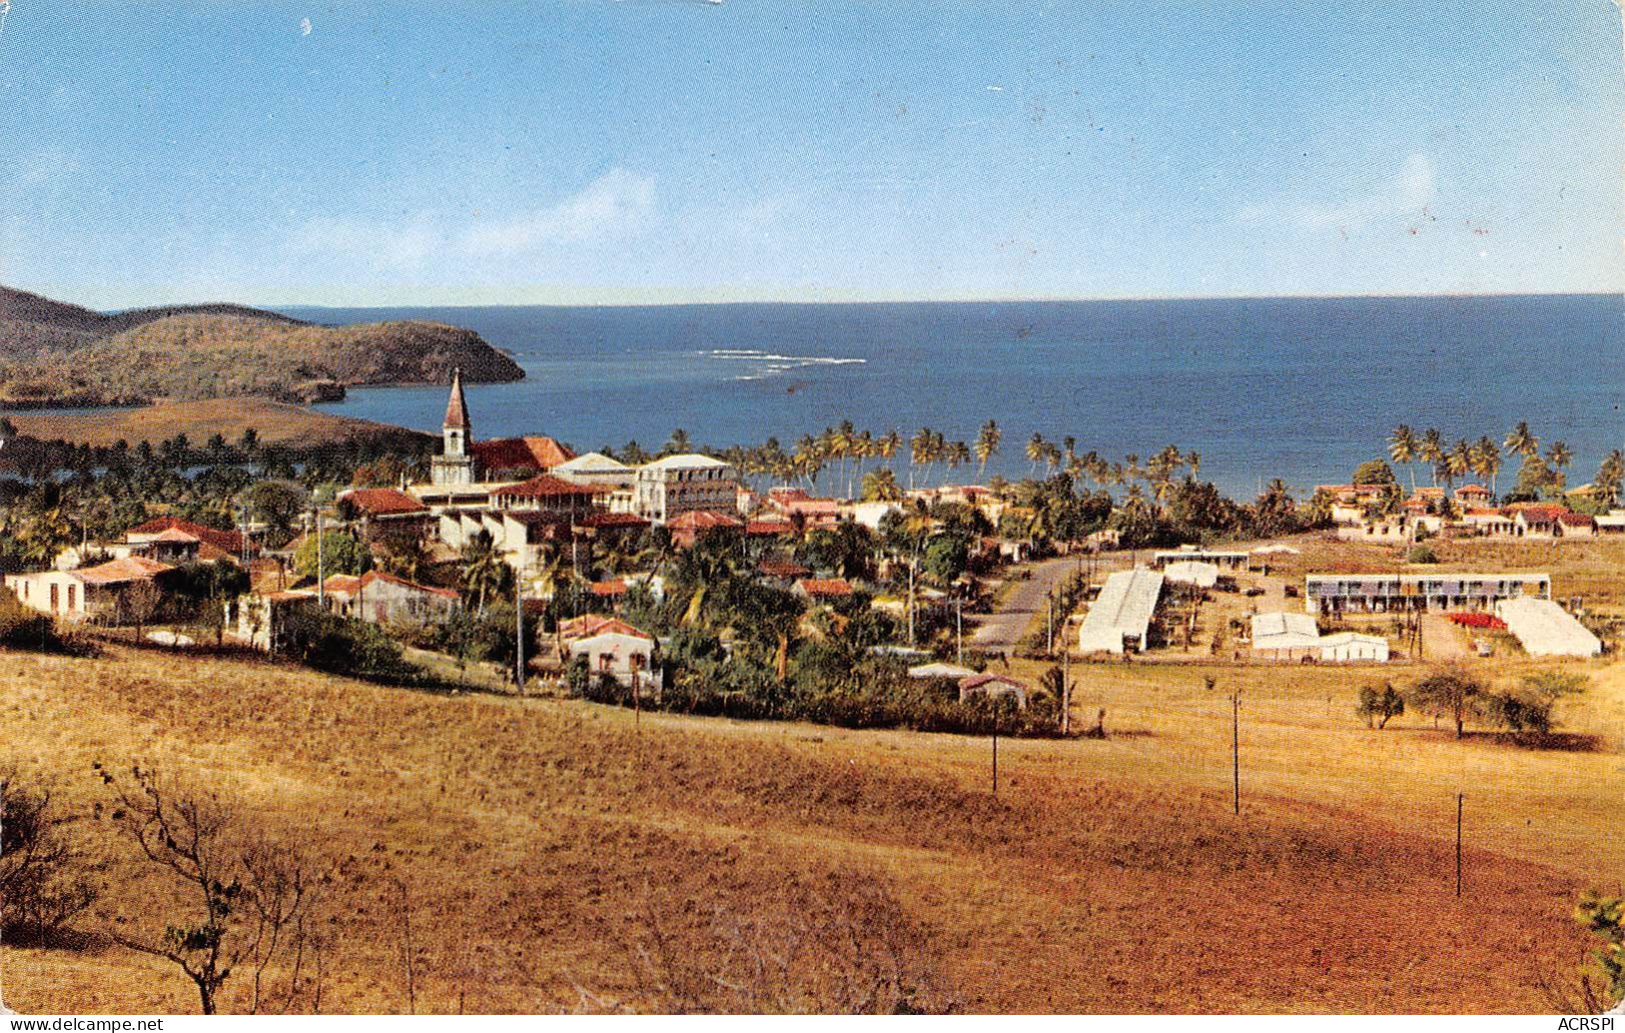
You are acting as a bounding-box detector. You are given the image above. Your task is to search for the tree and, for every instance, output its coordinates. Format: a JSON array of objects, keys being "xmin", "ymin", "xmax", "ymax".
[
  {"xmin": 974, "ymin": 420, "xmax": 1001, "ymax": 476},
  {"xmin": 1406, "ymin": 666, "xmax": 1486, "ymax": 738},
  {"xmin": 1504, "ymin": 421, "xmax": 1539, "ymax": 461},
  {"xmin": 241, "ymin": 480, "xmax": 309, "ymax": 543},
  {"xmin": 1596, "ymin": 449, "xmax": 1625, "ymax": 507},
  {"xmin": 1388, "ymin": 424, "xmax": 1418, "ymax": 491},
  {"xmin": 293, "ymin": 530, "xmax": 368, "ymax": 581},
  {"xmin": 459, "ymin": 530, "xmax": 510, "ymax": 614},
  {"xmin": 1484, "ymin": 670, "xmax": 1588, "ymax": 736},
  {"xmin": 921, "ymin": 533, "xmax": 970, "ymax": 587},
  {"xmin": 1355, "ymin": 682, "xmax": 1405, "ymax": 729},
  {"xmin": 0, "ymin": 773, "xmax": 98, "ymax": 943},
  {"xmin": 1418, "ymin": 428, "xmax": 1445, "ymax": 486},
  {"xmin": 1351, "ymin": 459, "xmax": 1396, "ymax": 486},
  {"xmin": 860, "ymin": 467, "xmax": 902, "ymax": 502},
  {"xmin": 104, "ymin": 766, "xmax": 326, "ymax": 1015},
  {"xmin": 122, "ymin": 579, "xmax": 165, "ymax": 640}
]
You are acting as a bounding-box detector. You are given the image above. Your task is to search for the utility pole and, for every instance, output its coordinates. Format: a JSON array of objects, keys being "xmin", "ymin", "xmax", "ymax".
[
  {"xmin": 991, "ymin": 718, "xmax": 999, "ymax": 797},
  {"xmin": 315, "ymin": 509, "xmax": 325, "ymax": 605},
  {"xmin": 907, "ymin": 558, "xmax": 917, "ymax": 648},
  {"xmin": 1046, "ymin": 591, "xmax": 1054, "ymax": 656},
  {"xmin": 1231, "ymin": 687, "xmax": 1241, "ymax": 816},
  {"xmin": 955, "ymin": 597, "xmax": 963, "ymax": 665},
  {"xmin": 514, "ymin": 575, "xmax": 526, "ymax": 693},
  {"xmin": 1061, "ymin": 638, "xmax": 1071, "ymax": 736},
  {"xmin": 1462, "ymin": 789, "xmax": 1475, "ymax": 896}
]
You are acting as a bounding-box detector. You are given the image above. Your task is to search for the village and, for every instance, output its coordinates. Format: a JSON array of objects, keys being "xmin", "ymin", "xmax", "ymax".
[{"xmin": 1, "ymin": 371, "xmax": 1615, "ymax": 728}]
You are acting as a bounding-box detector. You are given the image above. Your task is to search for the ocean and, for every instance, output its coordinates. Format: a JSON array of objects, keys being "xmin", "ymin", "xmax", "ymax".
[{"xmin": 282, "ymin": 295, "xmax": 1624, "ymax": 501}]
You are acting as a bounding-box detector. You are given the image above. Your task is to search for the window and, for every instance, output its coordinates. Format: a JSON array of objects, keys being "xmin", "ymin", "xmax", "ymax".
[
  {"xmin": 67, "ymin": 585, "xmax": 76, "ymax": 611},
  {"xmin": 49, "ymin": 584, "xmax": 58, "ymax": 611}
]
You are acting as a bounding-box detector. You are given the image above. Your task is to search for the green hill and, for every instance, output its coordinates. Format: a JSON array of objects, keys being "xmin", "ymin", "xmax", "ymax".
[{"xmin": 0, "ymin": 285, "xmax": 524, "ymax": 405}]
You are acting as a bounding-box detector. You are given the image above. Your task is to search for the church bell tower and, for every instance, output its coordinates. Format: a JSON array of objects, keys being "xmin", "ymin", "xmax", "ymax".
[{"xmin": 430, "ymin": 367, "xmax": 477, "ymax": 487}]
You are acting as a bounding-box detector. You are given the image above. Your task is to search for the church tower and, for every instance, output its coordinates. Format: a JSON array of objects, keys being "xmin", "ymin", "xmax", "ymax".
[{"xmin": 430, "ymin": 367, "xmax": 477, "ymax": 486}]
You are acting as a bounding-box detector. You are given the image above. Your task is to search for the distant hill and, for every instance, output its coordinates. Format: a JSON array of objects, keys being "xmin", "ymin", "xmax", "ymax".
[{"xmin": 0, "ymin": 284, "xmax": 524, "ymax": 405}]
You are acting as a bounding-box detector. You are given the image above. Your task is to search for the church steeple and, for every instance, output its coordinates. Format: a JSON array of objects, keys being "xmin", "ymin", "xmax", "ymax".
[
  {"xmin": 430, "ymin": 368, "xmax": 477, "ymax": 487},
  {"xmin": 443, "ymin": 366, "xmax": 471, "ymax": 436}
]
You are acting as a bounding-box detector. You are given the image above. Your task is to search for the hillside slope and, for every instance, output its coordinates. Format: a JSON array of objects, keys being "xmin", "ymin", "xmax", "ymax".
[
  {"xmin": 0, "ymin": 646, "xmax": 1611, "ymax": 1014},
  {"xmin": 0, "ymin": 285, "xmax": 524, "ymax": 404}
]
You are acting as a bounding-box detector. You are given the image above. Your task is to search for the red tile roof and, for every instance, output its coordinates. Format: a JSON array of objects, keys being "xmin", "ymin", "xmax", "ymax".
[
  {"xmin": 576, "ymin": 511, "xmax": 650, "ymax": 530},
  {"xmin": 667, "ymin": 510, "xmax": 745, "ymax": 532},
  {"xmin": 745, "ymin": 519, "xmax": 796, "ymax": 537},
  {"xmin": 795, "ymin": 577, "xmax": 854, "ymax": 598},
  {"xmin": 74, "ymin": 556, "xmax": 173, "ymax": 585},
  {"xmin": 341, "ymin": 488, "xmax": 429, "ymax": 516},
  {"xmin": 1557, "ymin": 511, "xmax": 1595, "ymax": 527},
  {"xmin": 491, "ymin": 474, "xmax": 605, "ymax": 500},
  {"xmin": 558, "ymin": 614, "xmax": 650, "ymax": 641},
  {"xmin": 324, "ymin": 570, "xmax": 459, "ymax": 600},
  {"xmin": 590, "ymin": 579, "xmax": 628, "ymax": 596},
  {"xmin": 1455, "ymin": 484, "xmax": 1492, "ymax": 495},
  {"xmin": 126, "ymin": 517, "xmax": 252, "ymax": 556},
  {"xmin": 472, "ymin": 436, "xmax": 576, "ymax": 474},
  {"xmin": 1513, "ymin": 505, "xmax": 1568, "ymax": 523},
  {"xmin": 758, "ymin": 558, "xmax": 812, "ymax": 578}
]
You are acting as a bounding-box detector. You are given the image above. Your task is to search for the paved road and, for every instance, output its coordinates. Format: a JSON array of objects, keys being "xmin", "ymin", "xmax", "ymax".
[{"xmin": 970, "ymin": 554, "xmax": 1091, "ymax": 652}]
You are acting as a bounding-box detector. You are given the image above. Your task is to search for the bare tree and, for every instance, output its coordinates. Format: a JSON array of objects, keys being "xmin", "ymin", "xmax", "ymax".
[{"xmin": 102, "ymin": 765, "xmax": 326, "ymax": 1014}]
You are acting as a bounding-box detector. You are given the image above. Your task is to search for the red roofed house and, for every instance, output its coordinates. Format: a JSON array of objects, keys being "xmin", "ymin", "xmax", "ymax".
[
  {"xmin": 1455, "ymin": 483, "xmax": 1493, "ymax": 506},
  {"xmin": 320, "ymin": 570, "xmax": 460, "ymax": 625},
  {"xmin": 956, "ymin": 672, "xmax": 1029, "ymax": 708},
  {"xmin": 567, "ymin": 620, "xmax": 660, "ymax": 692},
  {"xmin": 126, "ymin": 516, "xmax": 254, "ymax": 561},
  {"xmin": 472, "ymin": 436, "xmax": 577, "ymax": 478},
  {"xmin": 338, "ymin": 487, "xmax": 434, "ymax": 541},
  {"xmin": 5, "ymin": 556, "xmax": 176, "ymax": 623},
  {"xmin": 1462, "ymin": 506, "xmax": 1517, "ymax": 537},
  {"xmin": 1556, "ymin": 510, "xmax": 1597, "ymax": 538},
  {"xmin": 1510, "ymin": 504, "xmax": 1568, "ymax": 538},
  {"xmin": 793, "ymin": 577, "xmax": 855, "ymax": 602},
  {"xmin": 757, "ymin": 556, "xmax": 812, "ymax": 582},
  {"xmin": 667, "ymin": 509, "xmax": 745, "ymax": 549}
]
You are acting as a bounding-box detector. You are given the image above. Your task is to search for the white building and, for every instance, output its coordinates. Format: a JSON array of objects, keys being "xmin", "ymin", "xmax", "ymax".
[
  {"xmin": 570, "ymin": 627, "xmax": 661, "ymax": 690},
  {"xmin": 1249, "ymin": 612, "xmax": 1323, "ymax": 661},
  {"xmin": 1494, "ymin": 597, "xmax": 1602, "ymax": 658},
  {"xmin": 552, "ymin": 452, "xmax": 637, "ymax": 513},
  {"xmin": 1077, "ymin": 568, "xmax": 1164, "ymax": 654},
  {"xmin": 632, "ymin": 454, "xmax": 738, "ymax": 525},
  {"xmin": 1162, "ymin": 560, "xmax": 1219, "ymax": 589},
  {"xmin": 1317, "ymin": 632, "xmax": 1390, "ymax": 663}
]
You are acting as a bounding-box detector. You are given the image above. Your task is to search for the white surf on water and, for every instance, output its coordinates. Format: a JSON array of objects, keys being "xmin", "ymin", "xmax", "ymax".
[{"xmin": 703, "ymin": 347, "xmax": 868, "ymax": 381}]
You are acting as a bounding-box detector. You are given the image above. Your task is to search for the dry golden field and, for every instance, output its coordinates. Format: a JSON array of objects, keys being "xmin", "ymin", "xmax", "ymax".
[
  {"xmin": 8, "ymin": 398, "xmax": 427, "ymax": 449},
  {"xmin": 1, "ymin": 637, "xmax": 1620, "ymax": 1014}
]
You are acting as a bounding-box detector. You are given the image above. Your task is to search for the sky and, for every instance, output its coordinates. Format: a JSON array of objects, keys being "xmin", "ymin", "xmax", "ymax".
[{"xmin": 0, "ymin": 1, "xmax": 1620, "ymax": 310}]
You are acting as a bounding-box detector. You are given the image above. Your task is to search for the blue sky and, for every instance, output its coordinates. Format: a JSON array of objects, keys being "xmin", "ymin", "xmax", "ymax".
[{"xmin": 0, "ymin": 1, "xmax": 1619, "ymax": 309}]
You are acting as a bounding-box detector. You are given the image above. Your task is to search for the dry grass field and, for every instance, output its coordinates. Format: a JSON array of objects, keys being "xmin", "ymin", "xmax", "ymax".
[
  {"xmin": 2, "ymin": 637, "xmax": 1620, "ymax": 1014},
  {"xmin": 8, "ymin": 398, "xmax": 429, "ymax": 449}
]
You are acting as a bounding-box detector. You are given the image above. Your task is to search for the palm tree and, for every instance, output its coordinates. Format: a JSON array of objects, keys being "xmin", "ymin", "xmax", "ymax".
[
  {"xmin": 974, "ymin": 420, "xmax": 1001, "ymax": 477},
  {"xmin": 1474, "ymin": 435, "xmax": 1502, "ymax": 497},
  {"xmin": 1025, "ymin": 433, "xmax": 1047, "ymax": 479},
  {"xmin": 946, "ymin": 440, "xmax": 971, "ymax": 482},
  {"xmin": 1504, "ymin": 421, "xmax": 1539, "ymax": 461},
  {"xmin": 460, "ymin": 530, "xmax": 507, "ymax": 614},
  {"xmin": 909, "ymin": 428, "xmax": 934, "ymax": 490},
  {"xmin": 861, "ymin": 467, "xmax": 902, "ymax": 501},
  {"xmin": 1418, "ymin": 429, "xmax": 1445, "ymax": 486},
  {"xmin": 1596, "ymin": 449, "xmax": 1625, "ymax": 506},
  {"xmin": 1388, "ymin": 424, "xmax": 1418, "ymax": 491},
  {"xmin": 1547, "ymin": 440, "xmax": 1573, "ymax": 473},
  {"xmin": 1186, "ymin": 450, "xmax": 1201, "ymax": 480},
  {"xmin": 664, "ymin": 428, "xmax": 692, "ymax": 456},
  {"xmin": 1443, "ymin": 439, "xmax": 1471, "ymax": 491}
]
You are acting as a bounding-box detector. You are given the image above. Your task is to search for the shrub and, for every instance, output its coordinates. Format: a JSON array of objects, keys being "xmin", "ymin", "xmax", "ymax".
[
  {"xmin": 0, "ymin": 773, "xmax": 98, "ymax": 944},
  {"xmin": 279, "ymin": 607, "xmax": 421, "ymax": 684},
  {"xmin": 1405, "ymin": 544, "xmax": 1439, "ymax": 564}
]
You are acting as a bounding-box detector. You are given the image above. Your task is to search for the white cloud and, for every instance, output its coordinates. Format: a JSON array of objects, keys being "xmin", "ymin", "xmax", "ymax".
[
  {"xmin": 1240, "ymin": 153, "xmax": 1438, "ymax": 232},
  {"xmin": 281, "ymin": 168, "xmax": 655, "ymax": 271},
  {"xmin": 455, "ymin": 167, "xmax": 655, "ymax": 256}
]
